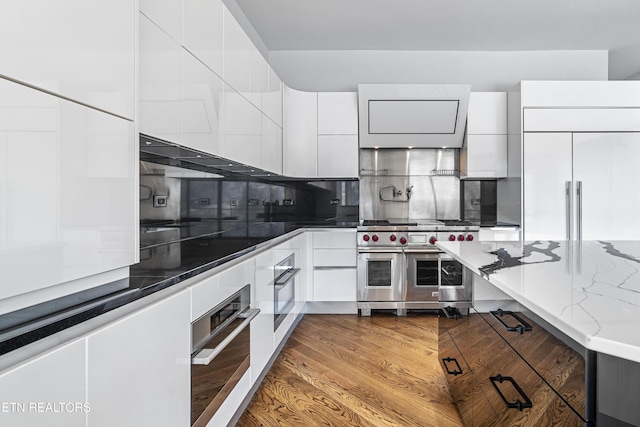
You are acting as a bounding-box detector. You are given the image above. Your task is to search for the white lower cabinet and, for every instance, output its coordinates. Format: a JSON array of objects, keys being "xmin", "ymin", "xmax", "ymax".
[
  {"xmin": 313, "ymin": 269, "xmax": 357, "ymax": 301},
  {"xmin": 251, "ymin": 249, "xmax": 274, "ymax": 384},
  {"xmin": 87, "ymin": 290, "xmax": 191, "ymax": 427},
  {"xmin": 0, "ymin": 339, "xmax": 87, "ymax": 427}
]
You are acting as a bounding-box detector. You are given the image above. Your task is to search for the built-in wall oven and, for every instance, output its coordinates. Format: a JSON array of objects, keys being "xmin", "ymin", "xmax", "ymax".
[
  {"xmin": 356, "ymin": 249, "xmax": 404, "ymax": 302},
  {"xmin": 190, "ymin": 284, "xmax": 259, "ymax": 427},
  {"xmin": 273, "ymin": 254, "xmax": 300, "ymax": 331}
]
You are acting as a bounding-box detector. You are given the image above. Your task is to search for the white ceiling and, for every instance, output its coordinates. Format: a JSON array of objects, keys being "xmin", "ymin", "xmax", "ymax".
[{"xmin": 232, "ymin": 0, "xmax": 640, "ymax": 80}]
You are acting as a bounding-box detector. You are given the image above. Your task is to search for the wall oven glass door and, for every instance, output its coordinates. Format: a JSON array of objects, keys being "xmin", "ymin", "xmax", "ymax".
[
  {"xmin": 274, "ymin": 254, "xmax": 300, "ymax": 331},
  {"xmin": 357, "ymin": 251, "xmax": 404, "ymax": 301},
  {"xmin": 191, "ymin": 285, "xmax": 259, "ymax": 427},
  {"xmin": 405, "ymin": 252, "xmax": 439, "ymax": 301},
  {"xmin": 438, "ymin": 255, "xmax": 472, "ymax": 304}
]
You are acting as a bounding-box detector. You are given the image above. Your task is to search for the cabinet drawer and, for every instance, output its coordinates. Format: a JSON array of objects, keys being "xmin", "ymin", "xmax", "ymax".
[
  {"xmin": 480, "ymin": 311, "xmax": 586, "ymax": 419},
  {"xmin": 313, "ymin": 269, "xmax": 356, "ymax": 301},
  {"xmin": 453, "ymin": 313, "xmax": 583, "ymax": 427},
  {"xmin": 313, "ymin": 249, "xmax": 356, "ymax": 267},
  {"xmin": 313, "ymin": 231, "xmax": 356, "ymax": 249}
]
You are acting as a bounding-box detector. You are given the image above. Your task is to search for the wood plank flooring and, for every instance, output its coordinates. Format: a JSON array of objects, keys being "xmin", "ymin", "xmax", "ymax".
[{"xmin": 236, "ymin": 313, "xmax": 463, "ymax": 427}]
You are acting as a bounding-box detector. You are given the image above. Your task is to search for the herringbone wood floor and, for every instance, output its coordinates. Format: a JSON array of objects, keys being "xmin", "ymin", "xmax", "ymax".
[{"xmin": 236, "ymin": 313, "xmax": 463, "ymax": 427}]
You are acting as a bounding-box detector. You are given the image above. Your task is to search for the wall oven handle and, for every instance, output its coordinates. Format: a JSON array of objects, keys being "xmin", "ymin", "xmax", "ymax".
[
  {"xmin": 191, "ymin": 308, "xmax": 260, "ymax": 365},
  {"xmin": 275, "ymin": 268, "xmax": 301, "ymax": 286},
  {"xmin": 357, "ymin": 248, "xmax": 404, "ymax": 254}
]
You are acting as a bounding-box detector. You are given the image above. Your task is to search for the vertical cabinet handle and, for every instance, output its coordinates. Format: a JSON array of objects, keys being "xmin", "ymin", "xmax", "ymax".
[
  {"xmin": 576, "ymin": 181, "xmax": 583, "ymax": 241},
  {"xmin": 565, "ymin": 181, "xmax": 572, "ymax": 240},
  {"xmin": 490, "ymin": 374, "xmax": 533, "ymax": 411},
  {"xmin": 442, "ymin": 357, "xmax": 463, "ymax": 376},
  {"xmin": 490, "ymin": 309, "xmax": 532, "ymax": 334}
]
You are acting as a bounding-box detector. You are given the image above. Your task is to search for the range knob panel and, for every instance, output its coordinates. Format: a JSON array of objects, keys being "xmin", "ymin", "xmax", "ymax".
[
  {"xmin": 372, "ymin": 235, "xmax": 379, "ymax": 242},
  {"xmin": 363, "ymin": 234, "xmax": 370, "ymax": 242},
  {"xmin": 449, "ymin": 234, "xmax": 456, "ymax": 241},
  {"xmin": 390, "ymin": 235, "xmax": 397, "ymax": 242},
  {"xmin": 399, "ymin": 237, "xmax": 407, "ymax": 245},
  {"xmin": 466, "ymin": 235, "xmax": 474, "ymax": 241},
  {"xmin": 457, "ymin": 234, "xmax": 465, "ymax": 241},
  {"xmin": 429, "ymin": 236, "xmax": 437, "ymax": 245}
]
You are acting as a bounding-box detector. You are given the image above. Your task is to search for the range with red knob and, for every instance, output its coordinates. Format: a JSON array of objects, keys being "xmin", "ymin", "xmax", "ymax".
[
  {"xmin": 390, "ymin": 235, "xmax": 397, "ymax": 242},
  {"xmin": 429, "ymin": 236, "xmax": 437, "ymax": 245},
  {"xmin": 466, "ymin": 235, "xmax": 474, "ymax": 241},
  {"xmin": 448, "ymin": 234, "xmax": 456, "ymax": 241},
  {"xmin": 457, "ymin": 234, "xmax": 465, "ymax": 241},
  {"xmin": 399, "ymin": 237, "xmax": 407, "ymax": 245},
  {"xmin": 363, "ymin": 234, "xmax": 370, "ymax": 242},
  {"xmin": 372, "ymin": 235, "xmax": 379, "ymax": 242}
]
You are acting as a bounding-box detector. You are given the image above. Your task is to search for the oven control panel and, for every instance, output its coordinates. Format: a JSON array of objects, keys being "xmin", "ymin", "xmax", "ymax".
[{"xmin": 358, "ymin": 231, "xmax": 478, "ymax": 247}]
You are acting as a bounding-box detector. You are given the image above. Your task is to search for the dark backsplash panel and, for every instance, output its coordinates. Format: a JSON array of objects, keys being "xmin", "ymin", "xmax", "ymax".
[
  {"xmin": 140, "ymin": 161, "xmax": 359, "ymax": 240},
  {"xmin": 461, "ymin": 180, "xmax": 497, "ymax": 225}
]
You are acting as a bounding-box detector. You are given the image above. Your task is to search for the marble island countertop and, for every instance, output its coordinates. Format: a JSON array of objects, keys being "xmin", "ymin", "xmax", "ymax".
[{"xmin": 437, "ymin": 240, "xmax": 640, "ymax": 364}]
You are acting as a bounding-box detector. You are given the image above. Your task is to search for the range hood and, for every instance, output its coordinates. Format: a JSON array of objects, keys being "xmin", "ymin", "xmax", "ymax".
[{"xmin": 358, "ymin": 84, "xmax": 471, "ymax": 149}]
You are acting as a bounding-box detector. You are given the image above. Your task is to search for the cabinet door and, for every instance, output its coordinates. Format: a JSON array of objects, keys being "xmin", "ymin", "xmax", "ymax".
[
  {"xmin": 313, "ymin": 269, "xmax": 356, "ymax": 301},
  {"xmin": 0, "ymin": 0, "xmax": 135, "ymax": 119},
  {"xmin": 139, "ymin": 13, "xmax": 182, "ymax": 144},
  {"xmin": 261, "ymin": 115, "xmax": 283, "ymax": 174},
  {"xmin": 182, "ymin": 49, "xmax": 224, "ymax": 156},
  {"xmin": 317, "ymin": 92, "xmax": 358, "ymax": 135},
  {"xmin": 223, "ymin": 7, "xmax": 267, "ymax": 111},
  {"xmin": 317, "ymin": 135, "xmax": 359, "ymax": 178},
  {"xmin": 87, "ymin": 291, "xmax": 191, "ymax": 427},
  {"xmin": 251, "ymin": 249, "xmax": 275, "ymax": 381},
  {"xmin": 467, "ymin": 92, "xmax": 507, "ymax": 135},
  {"xmin": 183, "ymin": 0, "xmax": 223, "ymax": 78},
  {"xmin": 221, "ymin": 85, "xmax": 262, "ymax": 168},
  {"xmin": 0, "ymin": 339, "xmax": 86, "ymax": 426},
  {"xmin": 265, "ymin": 66, "xmax": 283, "ymax": 126},
  {"xmin": 523, "ymin": 133, "xmax": 572, "ymax": 240},
  {"xmin": 481, "ymin": 311, "xmax": 587, "ymax": 420},
  {"xmin": 283, "ymin": 87, "xmax": 317, "ymax": 177},
  {"xmin": 463, "ymin": 134, "xmax": 507, "ymax": 178},
  {"xmin": 0, "ymin": 78, "xmax": 136, "ymax": 310},
  {"xmin": 139, "ymin": 0, "xmax": 182, "ymax": 43},
  {"xmin": 573, "ymin": 132, "xmax": 640, "ymax": 240}
]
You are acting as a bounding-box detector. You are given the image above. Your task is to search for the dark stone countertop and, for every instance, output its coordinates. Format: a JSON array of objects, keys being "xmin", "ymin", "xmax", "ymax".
[{"xmin": 0, "ymin": 220, "xmax": 357, "ymax": 356}]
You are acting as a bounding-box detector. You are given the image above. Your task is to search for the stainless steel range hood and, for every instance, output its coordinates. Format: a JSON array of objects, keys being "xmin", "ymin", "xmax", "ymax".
[{"xmin": 358, "ymin": 84, "xmax": 471, "ymax": 149}]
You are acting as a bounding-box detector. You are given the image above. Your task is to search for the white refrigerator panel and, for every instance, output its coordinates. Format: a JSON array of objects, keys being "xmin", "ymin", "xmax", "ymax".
[
  {"xmin": 573, "ymin": 133, "xmax": 640, "ymax": 240},
  {"xmin": 523, "ymin": 133, "xmax": 573, "ymax": 240}
]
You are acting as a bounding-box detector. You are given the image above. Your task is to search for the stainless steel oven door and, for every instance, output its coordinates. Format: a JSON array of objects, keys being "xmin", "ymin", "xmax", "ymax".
[
  {"xmin": 405, "ymin": 251, "xmax": 440, "ymax": 302},
  {"xmin": 357, "ymin": 249, "xmax": 404, "ymax": 301},
  {"xmin": 438, "ymin": 253, "xmax": 472, "ymax": 305},
  {"xmin": 190, "ymin": 286, "xmax": 259, "ymax": 427}
]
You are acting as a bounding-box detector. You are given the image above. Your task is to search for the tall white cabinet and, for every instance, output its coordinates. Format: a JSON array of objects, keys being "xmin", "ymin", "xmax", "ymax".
[{"xmin": 503, "ymin": 81, "xmax": 640, "ymax": 240}]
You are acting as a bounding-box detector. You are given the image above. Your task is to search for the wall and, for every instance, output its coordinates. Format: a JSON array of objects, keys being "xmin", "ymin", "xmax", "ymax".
[{"xmin": 269, "ymin": 50, "xmax": 608, "ymax": 92}]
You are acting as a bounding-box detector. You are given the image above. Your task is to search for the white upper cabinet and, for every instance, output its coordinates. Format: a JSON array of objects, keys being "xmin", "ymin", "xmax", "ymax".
[
  {"xmin": 317, "ymin": 92, "xmax": 358, "ymax": 135},
  {"xmin": 139, "ymin": 0, "xmax": 182, "ymax": 43},
  {"xmin": 139, "ymin": 13, "xmax": 182, "ymax": 144},
  {"xmin": 0, "ymin": 77, "xmax": 136, "ymax": 311},
  {"xmin": 467, "ymin": 92, "xmax": 507, "ymax": 134},
  {"xmin": 223, "ymin": 7, "xmax": 267, "ymax": 111},
  {"xmin": 0, "ymin": 0, "xmax": 135, "ymax": 119},
  {"xmin": 221, "ymin": 84, "xmax": 262, "ymax": 167},
  {"xmin": 182, "ymin": 49, "xmax": 224, "ymax": 155},
  {"xmin": 462, "ymin": 92, "xmax": 508, "ymax": 179},
  {"xmin": 265, "ymin": 65, "xmax": 283, "ymax": 127},
  {"xmin": 183, "ymin": 0, "xmax": 224, "ymax": 78},
  {"xmin": 283, "ymin": 86, "xmax": 318, "ymax": 177},
  {"xmin": 262, "ymin": 115, "xmax": 283, "ymax": 174},
  {"xmin": 317, "ymin": 135, "xmax": 359, "ymax": 178}
]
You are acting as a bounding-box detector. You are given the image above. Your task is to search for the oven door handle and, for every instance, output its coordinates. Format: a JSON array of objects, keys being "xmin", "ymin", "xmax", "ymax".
[
  {"xmin": 275, "ymin": 268, "xmax": 301, "ymax": 286},
  {"xmin": 357, "ymin": 248, "xmax": 404, "ymax": 254},
  {"xmin": 191, "ymin": 308, "xmax": 260, "ymax": 366}
]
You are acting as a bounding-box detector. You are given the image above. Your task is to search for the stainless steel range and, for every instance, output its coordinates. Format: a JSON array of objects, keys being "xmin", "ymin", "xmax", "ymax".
[{"xmin": 357, "ymin": 218, "xmax": 478, "ymax": 316}]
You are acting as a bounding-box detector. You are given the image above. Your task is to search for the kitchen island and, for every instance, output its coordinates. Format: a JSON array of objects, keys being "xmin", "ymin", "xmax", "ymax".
[{"xmin": 437, "ymin": 239, "xmax": 640, "ymax": 426}]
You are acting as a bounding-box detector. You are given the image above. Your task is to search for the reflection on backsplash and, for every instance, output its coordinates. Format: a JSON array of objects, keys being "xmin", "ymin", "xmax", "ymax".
[
  {"xmin": 139, "ymin": 161, "xmax": 359, "ymax": 247},
  {"xmin": 461, "ymin": 180, "xmax": 497, "ymax": 225}
]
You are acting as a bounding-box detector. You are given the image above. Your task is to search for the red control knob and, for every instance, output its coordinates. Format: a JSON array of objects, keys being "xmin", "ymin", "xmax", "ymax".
[
  {"xmin": 363, "ymin": 234, "xmax": 370, "ymax": 242},
  {"xmin": 449, "ymin": 234, "xmax": 456, "ymax": 241},
  {"xmin": 457, "ymin": 234, "xmax": 465, "ymax": 241},
  {"xmin": 400, "ymin": 237, "xmax": 407, "ymax": 245},
  {"xmin": 390, "ymin": 235, "xmax": 397, "ymax": 242},
  {"xmin": 429, "ymin": 236, "xmax": 437, "ymax": 245},
  {"xmin": 372, "ymin": 235, "xmax": 379, "ymax": 242},
  {"xmin": 466, "ymin": 235, "xmax": 474, "ymax": 241}
]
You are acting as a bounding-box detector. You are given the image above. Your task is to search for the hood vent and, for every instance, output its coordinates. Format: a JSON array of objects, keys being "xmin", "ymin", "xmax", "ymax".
[{"xmin": 358, "ymin": 84, "xmax": 471, "ymax": 149}]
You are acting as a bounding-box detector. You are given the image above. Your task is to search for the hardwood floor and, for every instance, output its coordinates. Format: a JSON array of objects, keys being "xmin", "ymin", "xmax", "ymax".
[{"xmin": 236, "ymin": 313, "xmax": 463, "ymax": 427}]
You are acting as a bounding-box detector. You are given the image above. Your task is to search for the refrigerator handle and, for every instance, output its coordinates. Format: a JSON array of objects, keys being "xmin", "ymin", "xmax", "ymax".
[
  {"xmin": 565, "ymin": 181, "xmax": 572, "ymax": 240},
  {"xmin": 576, "ymin": 181, "xmax": 583, "ymax": 241}
]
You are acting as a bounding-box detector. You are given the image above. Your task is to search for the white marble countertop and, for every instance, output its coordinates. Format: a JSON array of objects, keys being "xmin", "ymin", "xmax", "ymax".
[{"xmin": 437, "ymin": 240, "xmax": 640, "ymax": 364}]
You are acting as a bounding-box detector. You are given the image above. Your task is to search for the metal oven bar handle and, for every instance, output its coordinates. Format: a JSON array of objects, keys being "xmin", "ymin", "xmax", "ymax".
[
  {"xmin": 275, "ymin": 268, "xmax": 301, "ymax": 286},
  {"xmin": 191, "ymin": 308, "xmax": 260, "ymax": 365},
  {"xmin": 357, "ymin": 248, "xmax": 404, "ymax": 254}
]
